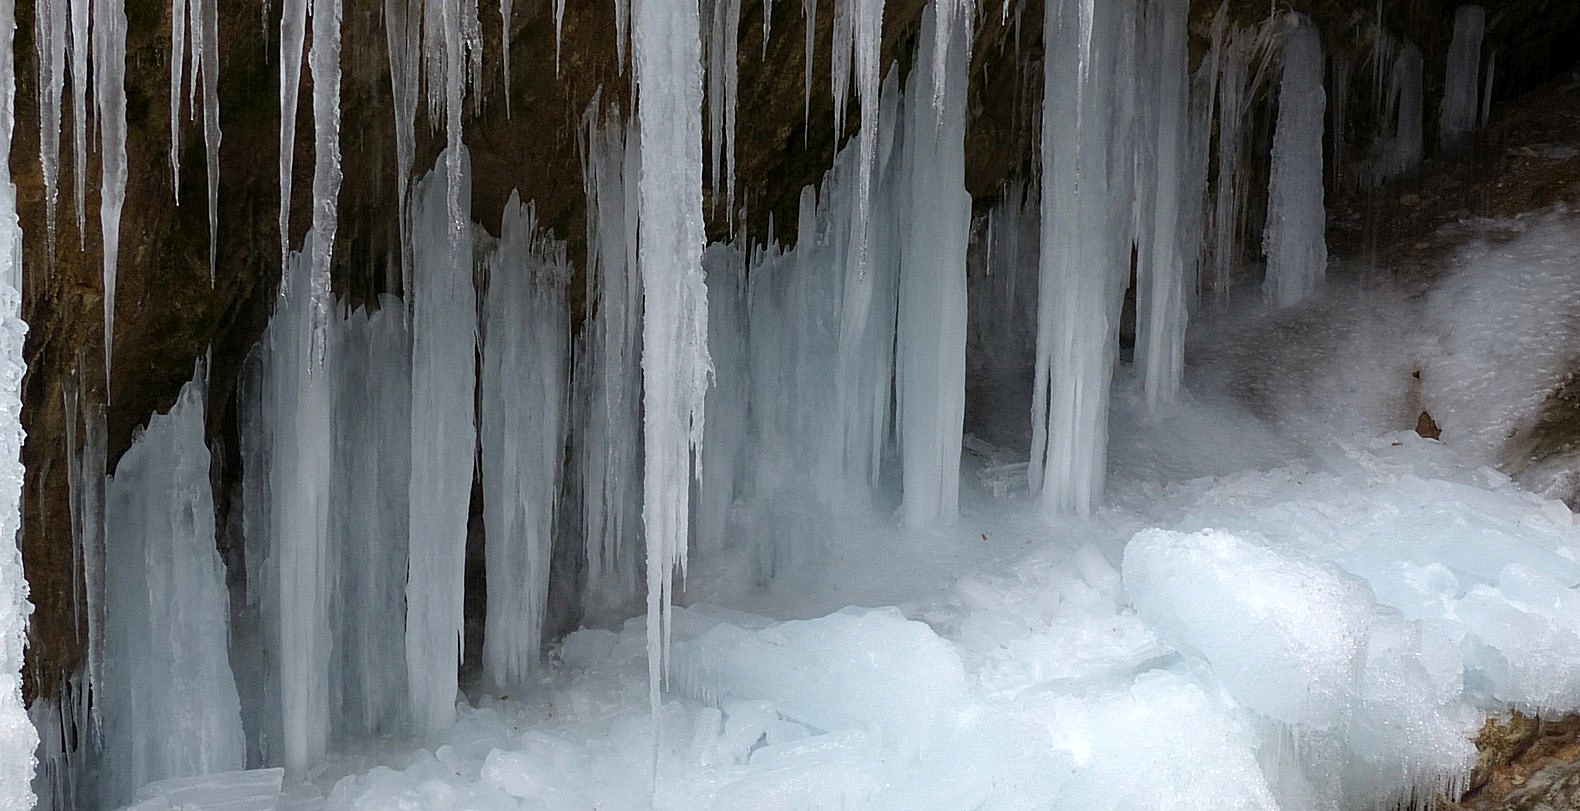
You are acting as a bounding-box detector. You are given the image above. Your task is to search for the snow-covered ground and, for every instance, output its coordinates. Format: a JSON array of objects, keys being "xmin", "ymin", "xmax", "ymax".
[{"xmin": 173, "ymin": 204, "xmax": 1580, "ymax": 810}]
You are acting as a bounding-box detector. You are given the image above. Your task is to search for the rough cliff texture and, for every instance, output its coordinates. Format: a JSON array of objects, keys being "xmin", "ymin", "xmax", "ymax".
[{"xmin": 8, "ymin": 0, "xmax": 1580, "ymax": 704}]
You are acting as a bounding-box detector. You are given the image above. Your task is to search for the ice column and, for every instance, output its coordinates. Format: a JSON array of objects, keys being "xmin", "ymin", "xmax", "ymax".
[
  {"xmin": 1030, "ymin": 0, "xmax": 1136, "ymax": 516},
  {"xmin": 574, "ymin": 104, "xmax": 644, "ymax": 617},
  {"xmin": 406, "ymin": 149, "xmax": 477, "ymax": 735},
  {"xmin": 1372, "ymin": 40, "xmax": 1423, "ymax": 184},
  {"xmin": 1262, "ymin": 14, "xmax": 1327, "ymax": 308},
  {"xmin": 479, "ymin": 195, "xmax": 569, "ymax": 689},
  {"xmin": 329, "ymin": 300, "xmax": 411, "ymax": 739},
  {"xmin": 0, "ymin": 0, "xmax": 38, "ymax": 799},
  {"xmin": 896, "ymin": 6, "xmax": 969, "ymax": 528},
  {"xmin": 633, "ymin": 0, "xmax": 711, "ymax": 716},
  {"xmin": 1134, "ymin": 0, "xmax": 1190, "ymax": 408},
  {"xmin": 696, "ymin": 244, "xmax": 747, "ymax": 557},
  {"xmin": 1439, "ymin": 5, "xmax": 1485, "ymax": 149},
  {"xmin": 100, "ymin": 378, "xmax": 246, "ymax": 806},
  {"xmin": 256, "ymin": 235, "xmax": 335, "ymax": 774}
]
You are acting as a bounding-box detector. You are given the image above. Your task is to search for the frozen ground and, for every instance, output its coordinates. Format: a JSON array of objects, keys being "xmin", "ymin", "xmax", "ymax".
[{"xmin": 221, "ymin": 203, "xmax": 1580, "ymax": 810}]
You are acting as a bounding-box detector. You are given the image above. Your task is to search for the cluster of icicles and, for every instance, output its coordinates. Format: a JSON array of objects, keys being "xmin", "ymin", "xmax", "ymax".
[{"xmin": 8, "ymin": 0, "xmax": 1500, "ymax": 807}]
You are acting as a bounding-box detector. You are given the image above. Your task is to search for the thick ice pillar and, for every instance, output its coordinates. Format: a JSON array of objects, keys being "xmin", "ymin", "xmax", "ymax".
[
  {"xmin": 1262, "ymin": 14, "xmax": 1327, "ymax": 307},
  {"xmin": 1030, "ymin": 0, "xmax": 1136, "ymax": 516},
  {"xmin": 896, "ymin": 6, "xmax": 969, "ymax": 528},
  {"xmin": 406, "ymin": 149, "xmax": 478, "ymax": 735},
  {"xmin": 632, "ymin": 0, "xmax": 711, "ymax": 716}
]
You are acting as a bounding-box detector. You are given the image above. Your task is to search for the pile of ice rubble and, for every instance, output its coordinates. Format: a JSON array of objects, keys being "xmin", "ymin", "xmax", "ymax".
[{"xmin": 114, "ymin": 431, "xmax": 1574, "ymax": 811}]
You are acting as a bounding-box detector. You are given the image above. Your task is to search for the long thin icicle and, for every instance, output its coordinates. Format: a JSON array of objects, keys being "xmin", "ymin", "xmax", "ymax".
[
  {"xmin": 170, "ymin": 0, "xmax": 187, "ymax": 197},
  {"xmin": 93, "ymin": 0, "xmax": 128, "ymax": 389},
  {"xmin": 501, "ymin": 0, "xmax": 513, "ymax": 114},
  {"xmin": 384, "ymin": 0, "xmax": 422, "ymax": 301},
  {"xmin": 802, "ymin": 0, "xmax": 814, "ymax": 138},
  {"xmin": 69, "ymin": 0, "xmax": 89, "ymax": 240},
  {"xmin": 198, "ymin": 0, "xmax": 221, "ymax": 280},
  {"xmin": 36, "ymin": 0, "xmax": 67, "ymax": 251},
  {"xmin": 632, "ymin": 0, "xmax": 711, "ymax": 744}
]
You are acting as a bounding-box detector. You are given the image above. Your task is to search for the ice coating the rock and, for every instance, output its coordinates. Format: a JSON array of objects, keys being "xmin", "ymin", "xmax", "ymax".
[
  {"xmin": 479, "ymin": 194, "xmax": 569, "ymax": 689},
  {"xmin": 99, "ymin": 378, "xmax": 246, "ymax": 806},
  {"xmin": 1439, "ymin": 5, "xmax": 1485, "ymax": 148},
  {"xmin": 633, "ymin": 0, "xmax": 712, "ymax": 726},
  {"xmin": 93, "ymin": 0, "xmax": 127, "ymax": 387},
  {"xmin": 896, "ymin": 5, "xmax": 968, "ymax": 527},
  {"xmin": 406, "ymin": 149, "xmax": 478, "ymax": 736},
  {"xmin": 1262, "ymin": 13, "xmax": 1326, "ymax": 307},
  {"xmin": 0, "ymin": 0, "xmax": 36, "ymax": 801}
]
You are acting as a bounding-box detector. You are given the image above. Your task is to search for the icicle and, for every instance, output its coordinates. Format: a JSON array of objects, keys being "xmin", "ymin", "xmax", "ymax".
[
  {"xmin": 405, "ymin": 149, "xmax": 477, "ymax": 736},
  {"xmin": 1439, "ymin": 5, "xmax": 1484, "ymax": 148},
  {"xmin": 831, "ymin": 0, "xmax": 852, "ymax": 136},
  {"xmin": 554, "ymin": 0, "xmax": 565, "ymax": 75},
  {"xmin": 1135, "ymin": 0, "xmax": 1190, "ymax": 408},
  {"xmin": 762, "ymin": 0, "xmax": 771, "ymax": 57},
  {"xmin": 63, "ymin": 377, "xmax": 106, "ymax": 741},
  {"xmin": 896, "ymin": 4, "xmax": 969, "ymax": 527},
  {"xmin": 706, "ymin": 0, "xmax": 741, "ymax": 218},
  {"xmin": 36, "ymin": 0, "xmax": 67, "ymax": 251},
  {"xmin": 169, "ymin": 0, "xmax": 186, "ymax": 199},
  {"xmin": 69, "ymin": 0, "xmax": 89, "ymax": 241},
  {"xmin": 198, "ymin": 0, "xmax": 221, "ymax": 281},
  {"xmin": 0, "ymin": 0, "xmax": 37, "ymax": 801},
  {"xmin": 278, "ymin": 0, "xmax": 309, "ymax": 278},
  {"xmin": 850, "ymin": 0, "xmax": 882, "ymax": 276},
  {"xmin": 803, "ymin": 0, "xmax": 814, "ymax": 139},
  {"xmin": 98, "ymin": 377, "xmax": 246, "ymax": 806},
  {"xmin": 384, "ymin": 0, "xmax": 422, "ymax": 301},
  {"xmin": 308, "ymin": 0, "xmax": 345, "ymax": 367},
  {"xmin": 1329, "ymin": 54, "xmax": 1349, "ymax": 189},
  {"xmin": 632, "ymin": 0, "xmax": 711, "ymax": 738},
  {"xmin": 614, "ymin": 0, "xmax": 629, "ymax": 71},
  {"xmin": 1262, "ymin": 14, "xmax": 1326, "ymax": 307},
  {"xmin": 1371, "ymin": 40, "xmax": 1423, "ymax": 184},
  {"xmin": 930, "ymin": 0, "xmax": 968, "ymax": 122},
  {"xmin": 1208, "ymin": 22, "xmax": 1250, "ymax": 300},
  {"xmin": 480, "ymin": 194, "xmax": 569, "ymax": 690},
  {"xmin": 94, "ymin": 0, "xmax": 128, "ymax": 389},
  {"xmin": 501, "ymin": 0, "xmax": 514, "ymax": 114}
]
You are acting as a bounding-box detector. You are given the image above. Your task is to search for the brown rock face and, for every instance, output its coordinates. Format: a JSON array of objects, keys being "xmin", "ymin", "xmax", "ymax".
[{"xmin": 9, "ymin": 0, "xmax": 1580, "ymax": 709}]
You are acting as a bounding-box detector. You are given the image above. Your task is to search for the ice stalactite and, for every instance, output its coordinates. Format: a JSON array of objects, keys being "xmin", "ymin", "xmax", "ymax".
[
  {"xmin": 329, "ymin": 298, "xmax": 411, "ymax": 740},
  {"xmin": 278, "ymin": 0, "xmax": 309, "ymax": 278},
  {"xmin": 63, "ymin": 378, "xmax": 106, "ymax": 741},
  {"xmin": 35, "ymin": 0, "xmax": 66, "ymax": 251},
  {"xmin": 479, "ymin": 195, "xmax": 569, "ymax": 690},
  {"xmin": 1329, "ymin": 54, "xmax": 1349, "ymax": 189},
  {"xmin": 1030, "ymin": 0, "xmax": 1136, "ymax": 516},
  {"xmin": 574, "ymin": 102, "xmax": 644, "ymax": 619},
  {"xmin": 0, "ymin": 0, "xmax": 36, "ymax": 801},
  {"xmin": 762, "ymin": 0, "xmax": 771, "ymax": 57},
  {"xmin": 406, "ymin": 149, "xmax": 478, "ymax": 736},
  {"xmin": 93, "ymin": 0, "xmax": 127, "ymax": 387},
  {"xmin": 1480, "ymin": 50, "xmax": 1496, "ymax": 130},
  {"xmin": 930, "ymin": 0, "xmax": 970, "ymax": 121},
  {"xmin": 1439, "ymin": 5, "xmax": 1485, "ymax": 149},
  {"xmin": 1262, "ymin": 14, "xmax": 1326, "ymax": 308},
  {"xmin": 802, "ymin": 0, "xmax": 814, "ymax": 137},
  {"xmin": 849, "ymin": 0, "xmax": 882, "ymax": 277},
  {"xmin": 308, "ymin": 0, "xmax": 344, "ymax": 364},
  {"xmin": 1134, "ymin": 0, "xmax": 1190, "ymax": 409},
  {"xmin": 197, "ymin": 0, "xmax": 220, "ymax": 279},
  {"xmin": 1372, "ymin": 40, "xmax": 1423, "ymax": 184},
  {"xmin": 384, "ymin": 0, "xmax": 423, "ymax": 299},
  {"xmin": 254, "ymin": 235, "xmax": 336, "ymax": 775},
  {"xmin": 68, "ymin": 0, "xmax": 88, "ymax": 240},
  {"xmin": 632, "ymin": 0, "xmax": 711, "ymax": 727},
  {"xmin": 896, "ymin": 5, "xmax": 969, "ymax": 528},
  {"xmin": 170, "ymin": 0, "xmax": 187, "ymax": 196},
  {"xmin": 500, "ymin": 0, "xmax": 514, "ymax": 112},
  {"xmin": 706, "ymin": 0, "xmax": 741, "ymax": 219},
  {"xmin": 554, "ymin": 0, "xmax": 565, "ymax": 75},
  {"xmin": 99, "ymin": 377, "xmax": 246, "ymax": 807}
]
